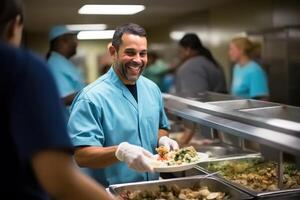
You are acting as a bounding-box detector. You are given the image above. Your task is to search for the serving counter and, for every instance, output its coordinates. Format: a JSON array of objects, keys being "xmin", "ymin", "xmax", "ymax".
[{"xmin": 163, "ymin": 92, "xmax": 300, "ymax": 199}]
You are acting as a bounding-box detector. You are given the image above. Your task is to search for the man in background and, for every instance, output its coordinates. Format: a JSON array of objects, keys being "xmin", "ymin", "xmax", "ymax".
[{"xmin": 47, "ymin": 25, "xmax": 85, "ymax": 112}]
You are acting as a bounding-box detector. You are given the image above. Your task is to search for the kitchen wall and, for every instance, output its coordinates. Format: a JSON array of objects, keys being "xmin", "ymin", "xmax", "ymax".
[{"xmin": 24, "ymin": 0, "xmax": 300, "ymax": 85}]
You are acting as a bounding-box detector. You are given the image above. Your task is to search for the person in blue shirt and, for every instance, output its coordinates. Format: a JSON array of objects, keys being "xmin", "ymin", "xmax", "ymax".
[
  {"xmin": 46, "ymin": 25, "xmax": 85, "ymax": 110},
  {"xmin": 229, "ymin": 37, "xmax": 269, "ymax": 100},
  {"xmin": 68, "ymin": 23, "xmax": 179, "ymax": 187},
  {"xmin": 0, "ymin": 0, "xmax": 115, "ymax": 199}
]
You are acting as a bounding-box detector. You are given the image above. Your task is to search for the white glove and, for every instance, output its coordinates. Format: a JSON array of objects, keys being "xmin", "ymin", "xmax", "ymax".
[
  {"xmin": 115, "ymin": 142, "xmax": 154, "ymax": 173},
  {"xmin": 158, "ymin": 136, "xmax": 179, "ymax": 151}
]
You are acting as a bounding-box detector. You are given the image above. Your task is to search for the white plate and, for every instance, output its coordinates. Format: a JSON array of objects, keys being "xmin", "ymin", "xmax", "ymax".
[{"xmin": 150, "ymin": 152, "xmax": 209, "ymax": 173}]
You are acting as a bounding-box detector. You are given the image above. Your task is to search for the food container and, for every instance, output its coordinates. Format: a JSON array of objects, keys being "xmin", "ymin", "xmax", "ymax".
[
  {"xmin": 208, "ymin": 99, "xmax": 280, "ymax": 111},
  {"xmin": 196, "ymin": 158, "xmax": 300, "ymax": 199},
  {"xmin": 109, "ymin": 176, "xmax": 253, "ymax": 200},
  {"xmin": 193, "ymin": 143, "xmax": 256, "ymax": 158}
]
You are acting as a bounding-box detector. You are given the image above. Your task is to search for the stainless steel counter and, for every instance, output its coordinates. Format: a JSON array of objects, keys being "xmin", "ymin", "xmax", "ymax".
[{"xmin": 163, "ymin": 94, "xmax": 300, "ymax": 156}]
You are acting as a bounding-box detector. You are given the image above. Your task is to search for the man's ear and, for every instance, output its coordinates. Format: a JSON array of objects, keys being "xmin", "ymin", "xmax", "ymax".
[{"xmin": 108, "ymin": 45, "xmax": 116, "ymax": 57}]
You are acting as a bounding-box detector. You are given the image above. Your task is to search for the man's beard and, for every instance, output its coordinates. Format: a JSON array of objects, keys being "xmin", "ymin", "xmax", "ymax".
[{"xmin": 117, "ymin": 60, "xmax": 145, "ymax": 82}]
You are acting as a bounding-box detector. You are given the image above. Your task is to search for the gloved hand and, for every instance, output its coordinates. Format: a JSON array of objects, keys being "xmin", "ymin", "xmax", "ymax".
[
  {"xmin": 158, "ymin": 136, "xmax": 180, "ymax": 151},
  {"xmin": 115, "ymin": 142, "xmax": 154, "ymax": 173}
]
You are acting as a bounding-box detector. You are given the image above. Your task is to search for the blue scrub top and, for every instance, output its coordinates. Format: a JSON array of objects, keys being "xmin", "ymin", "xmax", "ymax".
[
  {"xmin": 231, "ymin": 61, "xmax": 269, "ymax": 98},
  {"xmin": 68, "ymin": 67, "xmax": 170, "ymax": 187},
  {"xmin": 47, "ymin": 51, "xmax": 84, "ymax": 98}
]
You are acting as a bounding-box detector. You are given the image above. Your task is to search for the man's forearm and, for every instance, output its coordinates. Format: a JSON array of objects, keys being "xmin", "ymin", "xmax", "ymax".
[
  {"xmin": 74, "ymin": 146, "xmax": 118, "ymax": 168},
  {"xmin": 158, "ymin": 129, "xmax": 169, "ymax": 144},
  {"xmin": 62, "ymin": 92, "xmax": 77, "ymax": 106},
  {"xmin": 32, "ymin": 150, "xmax": 115, "ymax": 200}
]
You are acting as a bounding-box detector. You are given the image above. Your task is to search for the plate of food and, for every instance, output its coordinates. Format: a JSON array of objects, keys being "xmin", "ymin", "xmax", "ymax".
[{"xmin": 150, "ymin": 146, "xmax": 209, "ymax": 172}]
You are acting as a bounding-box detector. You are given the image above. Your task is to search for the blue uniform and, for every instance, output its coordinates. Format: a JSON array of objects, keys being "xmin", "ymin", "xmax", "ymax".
[
  {"xmin": 47, "ymin": 51, "xmax": 84, "ymax": 98},
  {"xmin": 231, "ymin": 61, "xmax": 269, "ymax": 98},
  {"xmin": 68, "ymin": 67, "xmax": 169, "ymax": 187},
  {"xmin": 0, "ymin": 43, "xmax": 73, "ymax": 199}
]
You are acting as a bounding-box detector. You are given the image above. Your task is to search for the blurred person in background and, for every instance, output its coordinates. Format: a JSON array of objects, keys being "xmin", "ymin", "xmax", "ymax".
[
  {"xmin": 175, "ymin": 33, "xmax": 227, "ymax": 145},
  {"xmin": 98, "ymin": 42, "xmax": 113, "ymax": 75},
  {"xmin": 0, "ymin": 0, "xmax": 115, "ymax": 199},
  {"xmin": 143, "ymin": 51, "xmax": 170, "ymax": 92},
  {"xmin": 229, "ymin": 37, "xmax": 269, "ymax": 100},
  {"xmin": 68, "ymin": 23, "xmax": 179, "ymax": 187},
  {"xmin": 175, "ymin": 33, "xmax": 227, "ymax": 97},
  {"xmin": 46, "ymin": 25, "xmax": 85, "ymax": 116}
]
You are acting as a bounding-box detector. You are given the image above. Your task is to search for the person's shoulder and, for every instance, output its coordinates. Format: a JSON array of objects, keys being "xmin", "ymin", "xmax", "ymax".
[
  {"xmin": 247, "ymin": 61, "xmax": 264, "ymax": 73},
  {"xmin": 77, "ymin": 73, "xmax": 115, "ymax": 100},
  {"xmin": 140, "ymin": 75, "xmax": 160, "ymax": 89},
  {"xmin": 139, "ymin": 75, "xmax": 162, "ymax": 96},
  {"xmin": 0, "ymin": 43, "xmax": 49, "ymax": 75}
]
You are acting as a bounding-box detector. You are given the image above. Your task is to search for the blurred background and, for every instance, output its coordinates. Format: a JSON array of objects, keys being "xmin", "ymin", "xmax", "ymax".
[{"xmin": 23, "ymin": 0, "xmax": 300, "ymax": 106}]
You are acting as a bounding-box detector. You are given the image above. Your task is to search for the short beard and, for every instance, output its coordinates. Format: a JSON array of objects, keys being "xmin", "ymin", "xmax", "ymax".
[{"xmin": 115, "ymin": 61, "xmax": 144, "ymax": 82}]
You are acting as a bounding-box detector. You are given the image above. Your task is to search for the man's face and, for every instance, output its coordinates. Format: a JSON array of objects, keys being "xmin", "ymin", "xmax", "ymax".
[
  {"xmin": 64, "ymin": 34, "xmax": 78, "ymax": 57},
  {"xmin": 111, "ymin": 33, "xmax": 147, "ymax": 84}
]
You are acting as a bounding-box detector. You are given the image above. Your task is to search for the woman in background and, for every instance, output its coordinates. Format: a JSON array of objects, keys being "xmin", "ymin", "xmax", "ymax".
[{"xmin": 229, "ymin": 37, "xmax": 269, "ymax": 100}]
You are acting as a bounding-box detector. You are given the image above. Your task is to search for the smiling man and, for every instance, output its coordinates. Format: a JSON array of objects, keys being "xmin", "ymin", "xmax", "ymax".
[{"xmin": 68, "ymin": 23, "xmax": 179, "ymax": 187}]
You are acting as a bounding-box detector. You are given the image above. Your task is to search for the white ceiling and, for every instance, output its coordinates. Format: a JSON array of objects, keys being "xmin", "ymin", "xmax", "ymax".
[{"xmin": 23, "ymin": 0, "xmax": 235, "ymax": 33}]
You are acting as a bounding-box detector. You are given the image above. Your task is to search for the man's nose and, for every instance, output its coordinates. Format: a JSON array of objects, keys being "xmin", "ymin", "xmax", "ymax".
[{"xmin": 132, "ymin": 54, "xmax": 142, "ymax": 63}]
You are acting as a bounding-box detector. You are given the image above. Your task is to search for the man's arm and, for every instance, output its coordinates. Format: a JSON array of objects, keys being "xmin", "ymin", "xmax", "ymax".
[
  {"xmin": 62, "ymin": 92, "xmax": 77, "ymax": 106},
  {"xmin": 32, "ymin": 150, "xmax": 115, "ymax": 200},
  {"xmin": 74, "ymin": 146, "xmax": 118, "ymax": 168},
  {"xmin": 158, "ymin": 129, "xmax": 168, "ymax": 143}
]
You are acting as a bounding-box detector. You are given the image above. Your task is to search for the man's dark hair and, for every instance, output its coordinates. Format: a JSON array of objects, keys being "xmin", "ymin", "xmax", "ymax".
[
  {"xmin": 179, "ymin": 33, "xmax": 220, "ymax": 69},
  {"xmin": 112, "ymin": 23, "xmax": 147, "ymax": 51},
  {"xmin": 0, "ymin": 0, "xmax": 24, "ymax": 40}
]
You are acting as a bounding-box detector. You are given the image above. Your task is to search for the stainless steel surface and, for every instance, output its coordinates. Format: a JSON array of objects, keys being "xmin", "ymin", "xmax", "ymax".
[
  {"xmin": 188, "ymin": 92, "xmax": 241, "ymax": 102},
  {"xmin": 241, "ymin": 105, "xmax": 300, "ymax": 123},
  {"xmin": 208, "ymin": 99, "xmax": 280, "ymax": 110},
  {"xmin": 193, "ymin": 143, "xmax": 257, "ymax": 158},
  {"xmin": 109, "ymin": 176, "xmax": 253, "ymax": 200},
  {"xmin": 163, "ymin": 94, "xmax": 300, "ymax": 156}
]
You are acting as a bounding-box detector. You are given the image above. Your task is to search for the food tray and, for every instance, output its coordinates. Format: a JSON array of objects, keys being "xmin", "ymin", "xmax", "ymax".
[
  {"xmin": 109, "ymin": 176, "xmax": 253, "ymax": 199},
  {"xmin": 195, "ymin": 158, "xmax": 300, "ymax": 199}
]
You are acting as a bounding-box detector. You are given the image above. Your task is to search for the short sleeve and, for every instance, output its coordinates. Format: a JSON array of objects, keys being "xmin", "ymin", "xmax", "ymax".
[
  {"xmin": 249, "ymin": 67, "xmax": 269, "ymax": 98},
  {"xmin": 68, "ymin": 98, "xmax": 105, "ymax": 147},
  {"xmin": 10, "ymin": 53, "xmax": 73, "ymax": 161}
]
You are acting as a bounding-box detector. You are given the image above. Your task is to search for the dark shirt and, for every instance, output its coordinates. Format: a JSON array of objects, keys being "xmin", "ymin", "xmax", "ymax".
[
  {"xmin": 0, "ymin": 43, "xmax": 73, "ymax": 199},
  {"xmin": 175, "ymin": 56, "xmax": 227, "ymax": 98},
  {"xmin": 125, "ymin": 84, "xmax": 138, "ymax": 102}
]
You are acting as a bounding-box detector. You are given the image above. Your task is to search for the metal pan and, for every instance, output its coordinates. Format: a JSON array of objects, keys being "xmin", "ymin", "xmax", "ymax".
[
  {"xmin": 109, "ymin": 176, "xmax": 253, "ymax": 200},
  {"xmin": 195, "ymin": 161, "xmax": 300, "ymax": 199}
]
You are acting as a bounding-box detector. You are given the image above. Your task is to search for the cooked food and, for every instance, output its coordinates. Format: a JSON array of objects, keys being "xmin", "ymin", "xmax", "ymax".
[
  {"xmin": 119, "ymin": 184, "xmax": 229, "ymax": 200},
  {"xmin": 206, "ymin": 159, "xmax": 300, "ymax": 192},
  {"xmin": 155, "ymin": 146, "xmax": 200, "ymax": 166}
]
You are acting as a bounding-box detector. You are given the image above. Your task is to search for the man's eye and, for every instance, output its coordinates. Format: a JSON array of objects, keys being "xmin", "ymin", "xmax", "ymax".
[
  {"xmin": 126, "ymin": 51, "xmax": 136, "ymax": 56},
  {"xmin": 140, "ymin": 52, "xmax": 147, "ymax": 57}
]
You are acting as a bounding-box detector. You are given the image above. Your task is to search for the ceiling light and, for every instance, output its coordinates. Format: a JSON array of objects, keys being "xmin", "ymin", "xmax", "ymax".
[
  {"xmin": 78, "ymin": 5, "xmax": 145, "ymax": 15},
  {"xmin": 66, "ymin": 24, "xmax": 107, "ymax": 31},
  {"xmin": 170, "ymin": 31, "xmax": 186, "ymax": 41},
  {"xmin": 77, "ymin": 30, "xmax": 115, "ymax": 40}
]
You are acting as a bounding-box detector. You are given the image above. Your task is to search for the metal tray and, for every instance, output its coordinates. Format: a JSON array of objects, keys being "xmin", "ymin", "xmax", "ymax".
[
  {"xmin": 109, "ymin": 176, "xmax": 253, "ymax": 200},
  {"xmin": 195, "ymin": 159, "xmax": 300, "ymax": 199},
  {"xmin": 240, "ymin": 105, "xmax": 300, "ymax": 123},
  {"xmin": 208, "ymin": 99, "xmax": 280, "ymax": 111},
  {"xmin": 187, "ymin": 92, "xmax": 240, "ymax": 102},
  {"xmin": 193, "ymin": 143, "xmax": 257, "ymax": 158}
]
